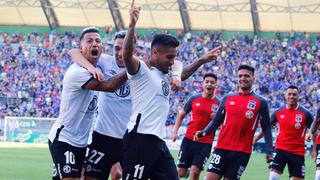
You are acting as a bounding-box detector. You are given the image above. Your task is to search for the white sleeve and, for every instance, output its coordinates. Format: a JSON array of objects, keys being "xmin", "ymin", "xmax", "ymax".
[
  {"xmin": 65, "ymin": 65, "xmax": 93, "ymax": 90},
  {"xmin": 127, "ymin": 60, "xmax": 148, "ymax": 80}
]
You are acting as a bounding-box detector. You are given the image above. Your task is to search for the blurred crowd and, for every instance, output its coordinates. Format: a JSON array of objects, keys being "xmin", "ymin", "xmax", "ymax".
[{"xmin": 0, "ymin": 30, "xmax": 319, "ymax": 129}]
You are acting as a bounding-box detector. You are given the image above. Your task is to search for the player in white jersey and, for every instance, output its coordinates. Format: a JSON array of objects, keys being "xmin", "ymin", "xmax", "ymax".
[
  {"xmin": 120, "ymin": 1, "xmax": 221, "ymax": 179},
  {"xmin": 48, "ymin": 27, "xmax": 127, "ymax": 180},
  {"xmin": 69, "ymin": 32, "xmax": 131, "ymax": 180}
]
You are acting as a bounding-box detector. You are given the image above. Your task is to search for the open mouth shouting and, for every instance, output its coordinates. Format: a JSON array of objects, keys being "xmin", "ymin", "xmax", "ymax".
[{"xmin": 91, "ymin": 49, "xmax": 99, "ymax": 56}]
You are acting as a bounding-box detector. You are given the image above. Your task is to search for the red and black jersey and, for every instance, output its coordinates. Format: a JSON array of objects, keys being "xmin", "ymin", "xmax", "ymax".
[
  {"xmin": 204, "ymin": 92, "xmax": 273, "ymax": 156},
  {"xmin": 313, "ymin": 108, "xmax": 320, "ymax": 144},
  {"xmin": 272, "ymin": 105, "xmax": 313, "ymax": 156},
  {"xmin": 183, "ymin": 94, "xmax": 220, "ymax": 144}
]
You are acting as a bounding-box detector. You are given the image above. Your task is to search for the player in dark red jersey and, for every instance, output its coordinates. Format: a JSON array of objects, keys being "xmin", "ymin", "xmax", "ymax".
[
  {"xmin": 254, "ymin": 85, "xmax": 314, "ymax": 180},
  {"xmin": 311, "ymin": 107, "xmax": 320, "ymax": 180},
  {"xmin": 172, "ymin": 73, "xmax": 220, "ymax": 180},
  {"xmin": 194, "ymin": 64, "xmax": 273, "ymax": 180}
]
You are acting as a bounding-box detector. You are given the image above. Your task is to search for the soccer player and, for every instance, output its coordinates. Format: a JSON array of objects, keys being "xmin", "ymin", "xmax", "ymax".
[
  {"xmin": 48, "ymin": 27, "xmax": 127, "ymax": 180},
  {"xmin": 254, "ymin": 85, "xmax": 314, "ymax": 180},
  {"xmin": 194, "ymin": 64, "xmax": 273, "ymax": 180},
  {"xmin": 172, "ymin": 73, "xmax": 220, "ymax": 180},
  {"xmin": 311, "ymin": 107, "xmax": 320, "ymax": 180},
  {"xmin": 69, "ymin": 31, "xmax": 131, "ymax": 180},
  {"xmin": 120, "ymin": 1, "xmax": 221, "ymax": 179}
]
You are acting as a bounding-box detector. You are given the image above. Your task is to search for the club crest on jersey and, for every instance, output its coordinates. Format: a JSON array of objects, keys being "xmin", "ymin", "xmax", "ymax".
[
  {"xmin": 295, "ymin": 114, "xmax": 302, "ymax": 122},
  {"xmin": 161, "ymin": 80, "xmax": 169, "ymax": 96},
  {"xmin": 247, "ymin": 100, "xmax": 256, "ymax": 110},
  {"xmin": 196, "ymin": 103, "xmax": 201, "ymax": 107},
  {"xmin": 115, "ymin": 83, "xmax": 130, "ymax": 97},
  {"xmin": 295, "ymin": 122, "xmax": 301, "ymax": 129},
  {"xmin": 212, "ymin": 104, "xmax": 218, "ymax": 112},
  {"xmin": 245, "ymin": 110, "xmax": 254, "ymax": 119},
  {"xmin": 88, "ymin": 95, "xmax": 98, "ymax": 111}
]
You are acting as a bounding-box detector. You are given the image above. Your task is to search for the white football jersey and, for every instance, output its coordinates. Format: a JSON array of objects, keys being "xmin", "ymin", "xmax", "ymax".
[
  {"xmin": 94, "ymin": 54, "xmax": 131, "ymax": 139},
  {"xmin": 127, "ymin": 61, "xmax": 171, "ymax": 139},
  {"xmin": 48, "ymin": 63, "xmax": 98, "ymax": 147}
]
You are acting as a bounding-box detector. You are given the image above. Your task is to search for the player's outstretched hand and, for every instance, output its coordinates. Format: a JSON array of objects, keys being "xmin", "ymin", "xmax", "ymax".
[
  {"xmin": 198, "ymin": 45, "xmax": 222, "ymax": 64},
  {"xmin": 265, "ymin": 155, "xmax": 273, "ymax": 163},
  {"xmin": 129, "ymin": 0, "xmax": 141, "ymax": 27},
  {"xmin": 193, "ymin": 131, "xmax": 206, "ymax": 141},
  {"xmin": 87, "ymin": 66, "xmax": 104, "ymax": 81}
]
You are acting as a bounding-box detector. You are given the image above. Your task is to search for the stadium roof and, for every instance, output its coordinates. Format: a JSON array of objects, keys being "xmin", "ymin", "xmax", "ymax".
[{"xmin": 0, "ymin": 0, "xmax": 319, "ymax": 33}]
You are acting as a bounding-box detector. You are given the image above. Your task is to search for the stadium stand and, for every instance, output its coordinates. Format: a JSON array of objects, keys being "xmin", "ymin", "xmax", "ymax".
[{"xmin": 0, "ymin": 30, "xmax": 319, "ymax": 134}]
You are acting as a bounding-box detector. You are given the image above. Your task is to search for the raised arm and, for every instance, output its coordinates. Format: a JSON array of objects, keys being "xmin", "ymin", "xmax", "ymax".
[
  {"xmin": 69, "ymin": 48, "xmax": 104, "ymax": 81},
  {"xmin": 83, "ymin": 71, "xmax": 127, "ymax": 92},
  {"xmin": 181, "ymin": 46, "xmax": 221, "ymax": 81},
  {"xmin": 123, "ymin": 0, "xmax": 141, "ymax": 75}
]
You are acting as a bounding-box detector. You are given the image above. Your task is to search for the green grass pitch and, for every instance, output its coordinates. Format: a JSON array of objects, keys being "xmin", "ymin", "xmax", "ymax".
[{"xmin": 0, "ymin": 144, "xmax": 315, "ymax": 180}]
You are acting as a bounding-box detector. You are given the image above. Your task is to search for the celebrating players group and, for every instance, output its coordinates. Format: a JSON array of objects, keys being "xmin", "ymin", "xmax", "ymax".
[{"xmin": 48, "ymin": 1, "xmax": 320, "ymax": 180}]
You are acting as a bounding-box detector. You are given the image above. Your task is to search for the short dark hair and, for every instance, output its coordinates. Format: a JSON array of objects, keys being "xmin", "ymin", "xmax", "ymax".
[
  {"xmin": 238, "ymin": 64, "xmax": 255, "ymax": 75},
  {"xmin": 114, "ymin": 31, "xmax": 127, "ymax": 40},
  {"xmin": 287, "ymin": 85, "xmax": 299, "ymax": 93},
  {"xmin": 203, "ymin": 73, "xmax": 217, "ymax": 81},
  {"xmin": 80, "ymin": 27, "xmax": 100, "ymax": 42},
  {"xmin": 151, "ymin": 34, "xmax": 179, "ymax": 51}
]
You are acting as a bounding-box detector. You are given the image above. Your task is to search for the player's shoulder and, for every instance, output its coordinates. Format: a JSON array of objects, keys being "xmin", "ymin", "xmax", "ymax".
[
  {"xmin": 189, "ymin": 93, "xmax": 202, "ymax": 100},
  {"xmin": 297, "ymin": 105, "xmax": 313, "ymax": 116},
  {"xmin": 222, "ymin": 92, "xmax": 237, "ymax": 100},
  {"xmin": 98, "ymin": 54, "xmax": 115, "ymax": 67},
  {"xmin": 251, "ymin": 92, "xmax": 268, "ymax": 102},
  {"xmin": 99, "ymin": 53, "xmax": 114, "ymax": 62},
  {"xmin": 273, "ymin": 106, "xmax": 286, "ymax": 114},
  {"xmin": 67, "ymin": 63, "xmax": 88, "ymax": 75}
]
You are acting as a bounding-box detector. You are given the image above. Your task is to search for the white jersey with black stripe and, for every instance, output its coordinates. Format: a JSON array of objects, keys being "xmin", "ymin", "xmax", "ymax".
[
  {"xmin": 94, "ymin": 54, "xmax": 131, "ymax": 139},
  {"xmin": 48, "ymin": 63, "xmax": 98, "ymax": 147},
  {"xmin": 127, "ymin": 61, "xmax": 170, "ymax": 139}
]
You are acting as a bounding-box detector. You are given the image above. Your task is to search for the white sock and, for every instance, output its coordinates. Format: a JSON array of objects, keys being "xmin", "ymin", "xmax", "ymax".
[
  {"xmin": 315, "ymin": 170, "xmax": 320, "ymax": 180},
  {"xmin": 269, "ymin": 171, "xmax": 280, "ymax": 180}
]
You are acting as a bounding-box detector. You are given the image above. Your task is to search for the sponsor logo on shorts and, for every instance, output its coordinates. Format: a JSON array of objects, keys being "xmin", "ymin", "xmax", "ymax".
[
  {"xmin": 63, "ymin": 165, "xmax": 71, "ymax": 174},
  {"xmin": 86, "ymin": 164, "xmax": 92, "ymax": 172},
  {"xmin": 208, "ymin": 164, "xmax": 220, "ymax": 171}
]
